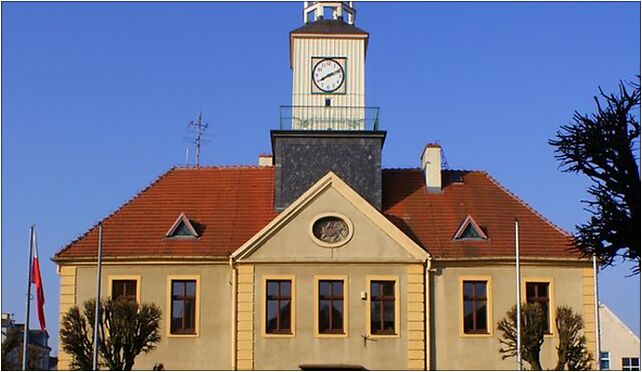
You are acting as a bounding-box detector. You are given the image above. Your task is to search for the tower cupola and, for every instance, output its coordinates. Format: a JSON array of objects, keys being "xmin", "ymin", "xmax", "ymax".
[{"xmin": 303, "ymin": 1, "xmax": 356, "ymax": 24}]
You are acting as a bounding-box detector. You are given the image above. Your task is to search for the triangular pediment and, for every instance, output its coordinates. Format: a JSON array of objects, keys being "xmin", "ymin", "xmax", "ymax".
[
  {"xmin": 232, "ymin": 172, "xmax": 429, "ymax": 263},
  {"xmin": 166, "ymin": 213, "xmax": 199, "ymax": 238}
]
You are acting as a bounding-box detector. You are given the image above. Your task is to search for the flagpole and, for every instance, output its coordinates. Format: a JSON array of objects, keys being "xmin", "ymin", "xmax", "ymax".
[
  {"xmin": 22, "ymin": 225, "xmax": 35, "ymax": 371},
  {"xmin": 92, "ymin": 223, "xmax": 103, "ymax": 370},
  {"xmin": 515, "ymin": 219, "xmax": 522, "ymax": 371}
]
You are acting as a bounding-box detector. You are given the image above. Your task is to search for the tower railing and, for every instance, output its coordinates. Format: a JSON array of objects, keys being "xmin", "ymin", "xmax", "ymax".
[{"xmin": 279, "ymin": 106, "xmax": 380, "ymax": 131}]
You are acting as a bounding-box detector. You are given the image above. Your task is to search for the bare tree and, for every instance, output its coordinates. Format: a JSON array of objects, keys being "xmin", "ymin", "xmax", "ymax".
[
  {"xmin": 497, "ymin": 304, "xmax": 592, "ymax": 370},
  {"xmin": 498, "ymin": 302, "xmax": 546, "ymax": 370},
  {"xmin": 60, "ymin": 298, "xmax": 161, "ymax": 370},
  {"xmin": 555, "ymin": 306, "xmax": 593, "ymax": 370},
  {"xmin": 60, "ymin": 304, "xmax": 93, "ymax": 370}
]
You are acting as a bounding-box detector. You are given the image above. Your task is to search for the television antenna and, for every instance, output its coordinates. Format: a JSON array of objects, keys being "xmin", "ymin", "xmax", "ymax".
[
  {"xmin": 435, "ymin": 140, "xmax": 450, "ymax": 170},
  {"xmin": 186, "ymin": 112, "xmax": 209, "ymax": 167}
]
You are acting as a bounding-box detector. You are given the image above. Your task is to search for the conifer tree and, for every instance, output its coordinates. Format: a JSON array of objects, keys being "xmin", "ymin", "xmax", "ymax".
[{"xmin": 550, "ymin": 79, "xmax": 640, "ymax": 274}]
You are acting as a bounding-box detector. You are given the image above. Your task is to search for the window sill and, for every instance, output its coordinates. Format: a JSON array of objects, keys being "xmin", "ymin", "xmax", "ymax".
[
  {"xmin": 315, "ymin": 331, "xmax": 348, "ymax": 339},
  {"xmin": 168, "ymin": 332, "xmax": 199, "ymax": 338},
  {"xmin": 460, "ymin": 331, "xmax": 493, "ymax": 338},
  {"xmin": 367, "ymin": 332, "xmax": 399, "ymax": 339},
  {"xmin": 263, "ymin": 331, "xmax": 295, "ymax": 338}
]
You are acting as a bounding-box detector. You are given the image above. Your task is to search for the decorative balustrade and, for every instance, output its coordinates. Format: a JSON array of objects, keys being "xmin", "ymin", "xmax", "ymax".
[{"xmin": 279, "ymin": 106, "xmax": 380, "ymax": 131}]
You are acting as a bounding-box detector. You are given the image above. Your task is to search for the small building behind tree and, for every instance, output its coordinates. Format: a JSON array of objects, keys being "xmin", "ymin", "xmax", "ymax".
[{"xmin": 598, "ymin": 304, "xmax": 640, "ymax": 371}]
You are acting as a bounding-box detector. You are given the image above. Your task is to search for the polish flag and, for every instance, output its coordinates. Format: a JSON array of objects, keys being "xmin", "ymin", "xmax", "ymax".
[{"xmin": 31, "ymin": 241, "xmax": 46, "ymax": 331}]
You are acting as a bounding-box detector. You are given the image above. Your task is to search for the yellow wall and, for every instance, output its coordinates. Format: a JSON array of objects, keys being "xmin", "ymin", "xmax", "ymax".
[
  {"xmin": 430, "ymin": 261, "xmax": 593, "ymax": 370},
  {"xmin": 582, "ymin": 267, "xmax": 597, "ymax": 363},
  {"xmin": 246, "ymin": 186, "xmax": 416, "ymax": 262},
  {"xmin": 69, "ymin": 263, "xmax": 233, "ymax": 370},
  {"xmin": 58, "ymin": 259, "xmax": 594, "ymax": 371},
  {"xmin": 236, "ymin": 264, "xmax": 255, "ymax": 370},
  {"xmin": 251, "ymin": 263, "xmax": 423, "ymax": 370},
  {"xmin": 57, "ymin": 266, "xmax": 77, "ymax": 370}
]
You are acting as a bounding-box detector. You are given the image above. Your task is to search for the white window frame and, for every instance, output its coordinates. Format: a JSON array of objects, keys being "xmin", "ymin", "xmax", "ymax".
[
  {"xmin": 599, "ymin": 351, "xmax": 611, "ymax": 370},
  {"xmin": 622, "ymin": 357, "xmax": 640, "ymax": 371}
]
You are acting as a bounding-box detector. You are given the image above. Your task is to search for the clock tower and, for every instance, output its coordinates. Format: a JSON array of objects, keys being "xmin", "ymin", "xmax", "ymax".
[
  {"xmin": 272, "ymin": 1, "xmax": 385, "ymax": 210},
  {"xmin": 289, "ymin": 1, "xmax": 369, "ymax": 130}
]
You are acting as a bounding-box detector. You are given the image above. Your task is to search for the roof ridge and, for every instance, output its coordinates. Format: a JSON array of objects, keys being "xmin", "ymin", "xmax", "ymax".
[
  {"xmin": 444, "ymin": 169, "xmax": 483, "ymax": 173},
  {"xmin": 382, "ymin": 168, "xmax": 484, "ymax": 173},
  {"xmin": 483, "ymin": 173, "xmax": 572, "ymax": 237},
  {"xmin": 53, "ymin": 166, "xmax": 178, "ymax": 259},
  {"xmin": 599, "ymin": 303, "xmax": 641, "ymax": 341},
  {"xmin": 173, "ymin": 164, "xmax": 271, "ymax": 170},
  {"xmin": 383, "ymin": 167, "xmax": 421, "ymax": 172}
]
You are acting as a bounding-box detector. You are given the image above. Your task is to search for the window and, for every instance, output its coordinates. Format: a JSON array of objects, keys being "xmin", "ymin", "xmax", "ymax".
[
  {"xmin": 111, "ymin": 280, "xmax": 137, "ymax": 302},
  {"xmin": 463, "ymin": 281, "xmax": 488, "ymax": 334},
  {"xmin": 266, "ymin": 280, "xmax": 292, "ymax": 334},
  {"xmin": 166, "ymin": 213, "xmax": 199, "ymax": 238},
  {"xmin": 600, "ymin": 352, "xmax": 611, "ymax": 370},
  {"xmin": 318, "ymin": 280, "xmax": 344, "ymax": 334},
  {"xmin": 172, "ymin": 222, "xmax": 194, "ymax": 236},
  {"xmin": 170, "ymin": 280, "xmax": 197, "ymax": 334},
  {"xmin": 370, "ymin": 280, "xmax": 396, "ymax": 335},
  {"xmin": 623, "ymin": 357, "xmax": 640, "ymax": 371},
  {"xmin": 453, "ymin": 215, "xmax": 487, "ymax": 240},
  {"xmin": 526, "ymin": 282, "xmax": 551, "ymax": 333},
  {"xmin": 460, "ymin": 224, "xmax": 481, "ymax": 239}
]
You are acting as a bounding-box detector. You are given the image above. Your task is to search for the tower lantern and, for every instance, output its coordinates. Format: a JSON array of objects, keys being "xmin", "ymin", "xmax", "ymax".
[{"xmin": 303, "ymin": 1, "xmax": 356, "ymax": 24}]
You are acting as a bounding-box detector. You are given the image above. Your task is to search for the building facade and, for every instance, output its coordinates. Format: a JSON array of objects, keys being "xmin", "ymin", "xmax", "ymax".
[
  {"xmin": 53, "ymin": 3, "xmax": 598, "ymax": 370},
  {"xmin": 598, "ymin": 304, "xmax": 640, "ymax": 371},
  {"xmin": 2, "ymin": 313, "xmax": 52, "ymax": 370}
]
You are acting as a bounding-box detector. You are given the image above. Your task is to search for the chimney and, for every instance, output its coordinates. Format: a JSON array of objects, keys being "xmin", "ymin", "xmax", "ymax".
[
  {"xmin": 421, "ymin": 144, "xmax": 442, "ymax": 193},
  {"xmin": 258, "ymin": 154, "xmax": 273, "ymax": 167}
]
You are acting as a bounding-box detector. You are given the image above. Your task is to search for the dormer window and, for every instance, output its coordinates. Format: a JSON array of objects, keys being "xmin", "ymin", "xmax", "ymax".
[
  {"xmin": 166, "ymin": 213, "xmax": 199, "ymax": 239},
  {"xmin": 453, "ymin": 215, "xmax": 487, "ymax": 241}
]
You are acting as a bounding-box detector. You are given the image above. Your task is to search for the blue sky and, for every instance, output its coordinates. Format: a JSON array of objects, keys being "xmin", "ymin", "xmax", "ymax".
[{"xmin": 2, "ymin": 2, "xmax": 640, "ymax": 354}]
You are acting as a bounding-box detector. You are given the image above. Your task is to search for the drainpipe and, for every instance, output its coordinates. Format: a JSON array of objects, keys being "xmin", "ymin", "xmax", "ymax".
[
  {"xmin": 424, "ymin": 257, "xmax": 432, "ymax": 370},
  {"xmin": 593, "ymin": 255, "xmax": 601, "ymax": 370},
  {"xmin": 230, "ymin": 257, "xmax": 238, "ymax": 370}
]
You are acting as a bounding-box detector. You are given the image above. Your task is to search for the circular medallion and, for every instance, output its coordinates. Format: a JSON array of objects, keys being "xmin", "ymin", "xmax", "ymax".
[{"xmin": 310, "ymin": 214, "xmax": 354, "ymax": 248}]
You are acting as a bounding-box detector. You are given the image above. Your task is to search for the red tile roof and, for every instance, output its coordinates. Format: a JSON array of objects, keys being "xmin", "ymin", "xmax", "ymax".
[
  {"xmin": 54, "ymin": 167, "xmax": 577, "ymax": 261},
  {"xmin": 382, "ymin": 169, "xmax": 575, "ymax": 259},
  {"xmin": 54, "ymin": 166, "xmax": 277, "ymax": 260}
]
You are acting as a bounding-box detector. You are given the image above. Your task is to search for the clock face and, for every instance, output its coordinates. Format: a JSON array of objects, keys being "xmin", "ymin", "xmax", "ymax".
[{"xmin": 312, "ymin": 58, "xmax": 345, "ymax": 93}]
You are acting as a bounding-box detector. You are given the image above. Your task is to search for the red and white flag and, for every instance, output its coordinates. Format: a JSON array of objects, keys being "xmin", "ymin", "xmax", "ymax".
[{"xmin": 31, "ymin": 239, "xmax": 46, "ymax": 331}]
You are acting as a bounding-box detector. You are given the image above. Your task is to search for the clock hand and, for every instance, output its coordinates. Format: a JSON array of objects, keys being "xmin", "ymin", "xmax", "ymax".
[{"xmin": 319, "ymin": 69, "xmax": 341, "ymax": 82}]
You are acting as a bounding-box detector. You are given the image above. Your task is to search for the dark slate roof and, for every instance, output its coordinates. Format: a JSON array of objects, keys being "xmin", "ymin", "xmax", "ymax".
[{"xmin": 290, "ymin": 19, "xmax": 368, "ymax": 36}]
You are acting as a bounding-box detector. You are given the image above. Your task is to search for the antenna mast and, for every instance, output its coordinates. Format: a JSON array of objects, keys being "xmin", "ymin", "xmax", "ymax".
[
  {"xmin": 436, "ymin": 140, "xmax": 450, "ymax": 169},
  {"xmin": 188, "ymin": 113, "xmax": 209, "ymax": 167}
]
